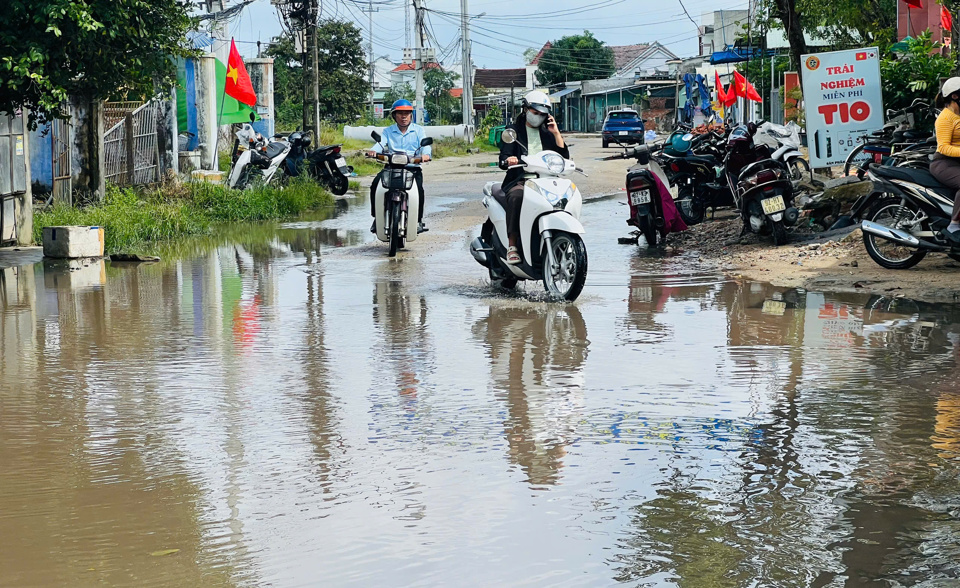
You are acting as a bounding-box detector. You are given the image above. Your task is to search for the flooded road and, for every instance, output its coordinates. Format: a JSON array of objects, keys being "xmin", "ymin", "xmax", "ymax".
[{"xmin": 4, "ymin": 158, "xmax": 960, "ymax": 586}]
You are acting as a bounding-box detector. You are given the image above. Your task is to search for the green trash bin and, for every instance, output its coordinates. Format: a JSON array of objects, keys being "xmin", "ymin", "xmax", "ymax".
[{"xmin": 488, "ymin": 125, "xmax": 505, "ymax": 146}]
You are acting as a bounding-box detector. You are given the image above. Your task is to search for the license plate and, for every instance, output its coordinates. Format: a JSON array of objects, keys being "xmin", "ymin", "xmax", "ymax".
[
  {"xmin": 335, "ymin": 156, "xmax": 347, "ymax": 170},
  {"xmin": 619, "ymin": 131, "xmax": 628, "ymax": 135},
  {"xmin": 762, "ymin": 300, "xmax": 787, "ymax": 316},
  {"xmin": 630, "ymin": 190, "xmax": 651, "ymax": 205},
  {"xmin": 761, "ymin": 195, "xmax": 785, "ymax": 215}
]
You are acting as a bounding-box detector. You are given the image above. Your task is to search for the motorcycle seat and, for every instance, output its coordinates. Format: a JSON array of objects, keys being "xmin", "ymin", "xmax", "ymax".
[
  {"xmin": 491, "ymin": 184, "xmax": 508, "ymax": 208},
  {"xmin": 313, "ymin": 144, "xmax": 342, "ymax": 153},
  {"xmin": 265, "ymin": 142, "xmax": 287, "ymax": 159},
  {"xmin": 871, "ymin": 164, "xmax": 944, "ymax": 188}
]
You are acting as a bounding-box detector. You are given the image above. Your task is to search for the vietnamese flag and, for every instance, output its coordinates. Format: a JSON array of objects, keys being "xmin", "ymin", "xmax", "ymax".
[
  {"xmin": 715, "ymin": 70, "xmax": 728, "ymax": 104},
  {"xmin": 902, "ymin": 0, "xmax": 923, "ymax": 8},
  {"xmin": 225, "ymin": 39, "xmax": 257, "ymax": 107},
  {"xmin": 943, "ymin": 6, "xmax": 953, "ymax": 32},
  {"xmin": 734, "ymin": 71, "xmax": 763, "ymax": 102}
]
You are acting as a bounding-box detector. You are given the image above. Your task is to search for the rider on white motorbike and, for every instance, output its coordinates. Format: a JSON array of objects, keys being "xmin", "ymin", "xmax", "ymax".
[
  {"xmin": 499, "ymin": 91, "xmax": 569, "ymax": 264},
  {"xmin": 367, "ymin": 99, "xmax": 432, "ymax": 234}
]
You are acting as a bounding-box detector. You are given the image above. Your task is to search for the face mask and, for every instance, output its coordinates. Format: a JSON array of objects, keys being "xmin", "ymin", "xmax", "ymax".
[{"xmin": 526, "ymin": 111, "xmax": 546, "ymax": 128}]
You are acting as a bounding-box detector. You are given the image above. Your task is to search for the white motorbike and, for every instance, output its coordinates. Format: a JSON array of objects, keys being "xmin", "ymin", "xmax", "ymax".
[
  {"xmin": 227, "ymin": 123, "xmax": 291, "ymax": 189},
  {"xmin": 470, "ymin": 128, "xmax": 589, "ymax": 301},
  {"xmin": 756, "ymin": 121, "xmax": 810, "ymax": 183},
  {"xmin": 368, "ymin": 130, "xmax": 433, "ymax": 257}
]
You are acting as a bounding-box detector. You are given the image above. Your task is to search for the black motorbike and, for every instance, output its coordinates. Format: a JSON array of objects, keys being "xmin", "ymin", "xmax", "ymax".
[
  {"xmin": 849, "ymin": 164, "xmax": 960, "ymax": 269},
  {"xmin": 657, "ymin": 131, "xmax": 734, "ymax": 225},
  {"xmin": 283, "ymin": 130, "xmax": 353, "ymax": 195},
  {"xmin": 725, "ymin": 125, "xmax": 799, "ymax": 245}
]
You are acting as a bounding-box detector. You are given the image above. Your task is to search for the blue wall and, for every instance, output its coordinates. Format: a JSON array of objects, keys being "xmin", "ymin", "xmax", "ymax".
[{"xmin": 29, "ymin": 123, "xmax": 52, "ymax": 192}]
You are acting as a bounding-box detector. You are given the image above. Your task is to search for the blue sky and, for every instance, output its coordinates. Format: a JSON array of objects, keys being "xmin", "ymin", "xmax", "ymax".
[{"xmin": 224, "ymin": 0, "xmax": 751, "ymax": 67}]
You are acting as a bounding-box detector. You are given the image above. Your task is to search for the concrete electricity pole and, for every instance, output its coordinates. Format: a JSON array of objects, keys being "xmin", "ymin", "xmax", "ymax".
[
  {"xmin": 460, "ymin": 0, "xmax": 472, "ymax": 129},
  {"xmin": 299, "ymin": 0, "xmax": 320, "ymax": 135},
  {"xmin": 414, "ymin": 0, "xmax": 426, "ymax": 125},
  {"xmin": 362, "ymin": 1, "xmax": 379, "ymax": 118}
]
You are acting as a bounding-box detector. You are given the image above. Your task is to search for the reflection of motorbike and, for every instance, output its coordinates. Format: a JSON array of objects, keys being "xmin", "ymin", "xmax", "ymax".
[
  {"xmin": 472, "ymin": 304, "xmax": 589, "ymax": 485},
  {"xmin": 372, "ymin": 278, "xmax": 430, "ymax": 398}
]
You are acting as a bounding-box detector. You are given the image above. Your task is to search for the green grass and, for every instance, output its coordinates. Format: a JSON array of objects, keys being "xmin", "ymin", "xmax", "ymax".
[{"xmin": 34, "ymin": 177, "xmax": 334, "ymax": 255}]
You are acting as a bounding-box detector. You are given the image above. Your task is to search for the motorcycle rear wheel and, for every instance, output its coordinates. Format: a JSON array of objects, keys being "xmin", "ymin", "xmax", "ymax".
[
  {"xmin": 542, "ymin": 232, "xmax": 588, "ymax": 301},
  {"xmin": 862, "ymin": 196, "xmax": 928, "ymax": 269},
  {"xmin": 770, "ymin": 219, "xmax": 788, "ymax": 246},
  {"xmin": 676, "ymin": 184, "xmax": 705, "ymax": 226},
  {"xmin": 638, "ymin": 215, "xmax": 658, "ymax": 247},
  {"xmin": 327, "ymin": 173, "xmax": 349, "ymax": 196}
]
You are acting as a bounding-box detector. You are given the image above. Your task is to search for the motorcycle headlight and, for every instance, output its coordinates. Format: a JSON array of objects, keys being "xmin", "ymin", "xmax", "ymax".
[
  {"xmin": 543, "ymin": 153, "xmax": 565, "ymax": 174},
  {"xmin": 553, "ymin": 197, "xmax": 569, "ymax": 210},
  {"xmin": 390, "ymin": 154, "xmax": 409, "ymax": 165}
]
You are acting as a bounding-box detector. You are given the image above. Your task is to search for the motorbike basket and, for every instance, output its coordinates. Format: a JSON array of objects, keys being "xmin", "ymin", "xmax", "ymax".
[{"xmin": 382, "ymin": 168, "xmax": 415, "ymax": 190}]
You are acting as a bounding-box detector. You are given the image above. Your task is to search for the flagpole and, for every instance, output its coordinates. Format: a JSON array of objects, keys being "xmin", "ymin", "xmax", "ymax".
[{"xmin": 213, "ymin": 82, "xmax": 227, "ymax": 173}]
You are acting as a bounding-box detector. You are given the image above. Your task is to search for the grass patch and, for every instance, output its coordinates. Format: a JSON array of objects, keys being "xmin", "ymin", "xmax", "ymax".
[
  {"xmin": 34, "ymin": 177, "xmax": 334, "ymax": 255},
  {"xmin": 348, "ymin": 180, "xmax": 362, "ymax": 192}
]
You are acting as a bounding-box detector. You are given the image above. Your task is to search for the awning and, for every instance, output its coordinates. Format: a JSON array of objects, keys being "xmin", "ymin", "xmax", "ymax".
[
  {"xmin": 582, "ymin": 85, "xmax": 639, "ymax": 97},
  {"xmin": 549, "ymin": 87, "xmax": 579, "ymax": 103}
]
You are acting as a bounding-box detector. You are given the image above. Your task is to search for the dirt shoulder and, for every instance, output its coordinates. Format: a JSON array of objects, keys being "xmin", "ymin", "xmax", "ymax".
[{"xmin": 668, "ymin": 212, "xmax": 960, "ymax": 302}]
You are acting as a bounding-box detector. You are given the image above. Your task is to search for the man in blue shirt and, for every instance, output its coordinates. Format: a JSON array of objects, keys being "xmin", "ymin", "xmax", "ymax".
[{"xmin": 368, "ymin": 99, "xmax": 432, "ymax": 233}]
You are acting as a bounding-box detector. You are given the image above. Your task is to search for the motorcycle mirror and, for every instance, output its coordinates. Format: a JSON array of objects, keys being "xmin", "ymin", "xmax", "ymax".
[
  {"xmin": 420, "ymin": 137, "xmax": 433, "ymax": 147},
  {"xmin": 250, "ymin": 112, "xmax": 256, "ymax": 122},
  {"xmin": 501, "ymin": 128, "xmax": 517, "ymax": 144},
  {"xmin": 634, "ymin": 145, "xmax": 650, "ymax": 165},
  {"xmin": 371, "ymin": 130, "xmax": 382, "ymax": 143}
]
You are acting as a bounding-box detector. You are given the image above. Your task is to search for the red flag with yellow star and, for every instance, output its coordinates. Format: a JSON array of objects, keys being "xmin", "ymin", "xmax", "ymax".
[{"xmin": 225, "ymin": 39, "xmax": 257, "ymax": 107}]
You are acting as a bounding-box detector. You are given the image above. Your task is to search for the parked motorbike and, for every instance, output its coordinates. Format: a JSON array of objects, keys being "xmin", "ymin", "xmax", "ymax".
[
  {"xmin": 227, "ymin": 123, "xmax": 291, "ymax": 189},
  {"xmin": 367, "ymin": 130, "xmax": 432, "ymax": 257},
  {"xmin": 603, "ymin": 143, "xmax": 675, "ymax": 247},
  {"xmin": 725, "ymin": 125, "xmax": 799, "ymax": 245},
  {"xmin": 470, "ymin": 127, "xmax": 590, "ymax": 301},
  {"xmin": 659, "ymin": 131, "xmax": 734, "ymax": 225},
  {"xmin": 756, "ymin": 121, "xmax": 811, "ymax": 183},
  {"xmin": 852, "ymin": 164, "xmax": 960, "ymax": 269},
  {"xmin": 843, "ymin": 99, "xmax": 937, "ymax": 177},
  {"xmin": 284, "ymin": 130, "xmax": 353, "ymax": 195}
]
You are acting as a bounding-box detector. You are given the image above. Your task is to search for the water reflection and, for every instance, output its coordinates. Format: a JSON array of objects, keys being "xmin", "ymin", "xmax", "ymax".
[
  {"xmin": 4, "ymin": 233, "xmax": 960, "ymax": 584},
  {"xmin": 473, "ymin": 304, "xmax": 588, "ymax": 487}
]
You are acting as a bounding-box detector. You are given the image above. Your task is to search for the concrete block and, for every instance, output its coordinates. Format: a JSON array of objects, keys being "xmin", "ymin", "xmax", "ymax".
[{"xmin": 42, "ymin": 225, "xmax": 104, "ymax": 259}]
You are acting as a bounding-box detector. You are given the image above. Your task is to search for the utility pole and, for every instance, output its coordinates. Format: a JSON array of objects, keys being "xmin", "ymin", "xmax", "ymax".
[
  {"xmin": 302, "ymin": 0, "xmax": 320, "ymax": 135},
  {"xmin": 361, "ymin": 1, "xmax": 379, "ymax": 119},
  {"xmin": 460, "ymin": 0, "xmax": 472, "ymax": 129},
  {"xmin": 414, "ymin": 0, "xmax": 426, "ymax": 125}
]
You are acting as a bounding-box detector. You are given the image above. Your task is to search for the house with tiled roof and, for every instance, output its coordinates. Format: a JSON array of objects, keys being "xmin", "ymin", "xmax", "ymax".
[
  {"xmin": 610, "ymin": 42, "xmax": 679, "ymax": 77},
  {"xmin": 389, "ymin": 61, "xmax": 443, "ymax": 88},
  {"xmin": 473, "ymin": 68, "xmax": 529, "ymax": 93}
]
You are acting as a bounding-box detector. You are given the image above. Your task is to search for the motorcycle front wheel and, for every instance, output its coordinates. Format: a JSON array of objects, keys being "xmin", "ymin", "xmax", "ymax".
[
  {"xmin": 787, "ymin": 157, "xmax": 810, "ymax": 182},
  {"xmin": 843, "ymin": 143, "xmax": 869, "ymax": 177},
  {"xmin": 542, "ymin": 232, "xmax": 588, "ymax": 302},
  {"xmin": 862, "ymin": 196, "xmax": 927, "ymax": 269},
  {"xmin": 388, "ymin": 201, "xmax": 402, "ymax": 257},
  {"xmin": 676, "ymin": 184, "xmax": 705, "ymax": 226}
]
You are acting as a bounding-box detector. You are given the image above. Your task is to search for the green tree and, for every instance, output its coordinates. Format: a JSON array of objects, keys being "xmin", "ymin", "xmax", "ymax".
[
  {"xmin": 424, "ymin": 68, "xmax": 460, "ymax": 124},
  {"xmin": 383, "ymin": 82, "xmax": 414, "ymax": 118},
  {"xmin": 535, "ymin": 31, "xmax": 615, "ymax": 86},
  {"xmin": 880, "ymin": 31, "xmax": 952, "ymax": 114},
  {"xmin": 265, "ymin": 19, "xmax": 368, "ymax": 129},
  {"xmin": 1, "ymin": 0, "xmax": 195, "ymax": 128}
]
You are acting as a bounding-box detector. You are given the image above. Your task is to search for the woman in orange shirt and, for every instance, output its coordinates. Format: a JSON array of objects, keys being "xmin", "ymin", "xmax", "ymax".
[{"xmin": 931, "ymin": 77, "xmax": 960, "ymax": 243}]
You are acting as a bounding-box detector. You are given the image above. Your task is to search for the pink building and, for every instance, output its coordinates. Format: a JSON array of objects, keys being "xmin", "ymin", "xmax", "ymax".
[{"xmin": 898, "ymin": 1, "xmax": 948, "ymax": 44}]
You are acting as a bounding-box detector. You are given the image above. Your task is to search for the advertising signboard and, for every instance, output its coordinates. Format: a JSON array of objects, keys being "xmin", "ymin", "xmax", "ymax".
[{"xmin": 801, "ymin": 47, "xmax": 883, "ymax": 168}]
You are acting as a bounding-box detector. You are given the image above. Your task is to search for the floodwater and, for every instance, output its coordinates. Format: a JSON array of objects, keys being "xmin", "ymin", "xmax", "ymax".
[{"xmin": 3, "ymin": 191, "xmax": 960, "ymax": 587}]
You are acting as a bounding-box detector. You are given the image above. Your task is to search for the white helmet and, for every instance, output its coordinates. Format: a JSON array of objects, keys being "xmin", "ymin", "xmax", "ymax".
[
  {"xmin": 942, "ymin": 77, "xmax": 960, "ymax": 100},
  {"xmin": 523, "ymin": 90, "xmax": 552, "ymax": 114}
]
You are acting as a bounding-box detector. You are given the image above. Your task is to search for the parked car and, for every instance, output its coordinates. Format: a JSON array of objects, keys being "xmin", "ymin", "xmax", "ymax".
[{"xmin": 602, "ymin": 109, "xmax": 646, "ymax": 148}]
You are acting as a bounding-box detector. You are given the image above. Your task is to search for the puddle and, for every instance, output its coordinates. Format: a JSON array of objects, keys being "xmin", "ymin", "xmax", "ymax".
[{"xmin": 3, "ymin": 212, "xmax": 960, "ymax": 585}]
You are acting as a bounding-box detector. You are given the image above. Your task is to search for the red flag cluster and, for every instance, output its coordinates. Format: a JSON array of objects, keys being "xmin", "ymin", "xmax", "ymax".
[
  {"xmin": 715, "ymin": 70, "xmax": 762, "ymax": 106},
  {"xmin": 226, "ymin": 39, "xmax": 257, "ymax": 107},
  {"xmin": 943, "ymin": 6, "xmax": 953, "ymax": 32}
]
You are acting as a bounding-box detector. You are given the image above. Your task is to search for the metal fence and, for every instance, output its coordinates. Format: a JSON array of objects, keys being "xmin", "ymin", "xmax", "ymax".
[{"xmin": 104, "ymin": 102, "xmax": 159, "ymax": 186}]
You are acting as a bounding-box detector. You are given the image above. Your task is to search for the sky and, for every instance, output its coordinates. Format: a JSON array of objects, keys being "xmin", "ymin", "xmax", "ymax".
[{"xmin": 221, "ymin": 0, "xmax": 751, "ymax": 68}]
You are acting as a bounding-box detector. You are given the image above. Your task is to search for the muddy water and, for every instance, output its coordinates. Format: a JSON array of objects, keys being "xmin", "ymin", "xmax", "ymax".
[{"xmin": 3, "ymin": 197, "xmax": 960, "ymax": 586}]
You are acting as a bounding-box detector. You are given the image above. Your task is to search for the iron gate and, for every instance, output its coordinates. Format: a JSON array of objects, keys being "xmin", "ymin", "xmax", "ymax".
[
  {"xmin": 104, "ymin": 101, "xmax": 160, "ymax": 186},
  {"xmin": 51, "ymin": 117, "xmax": 72, "ymax": 204}
]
